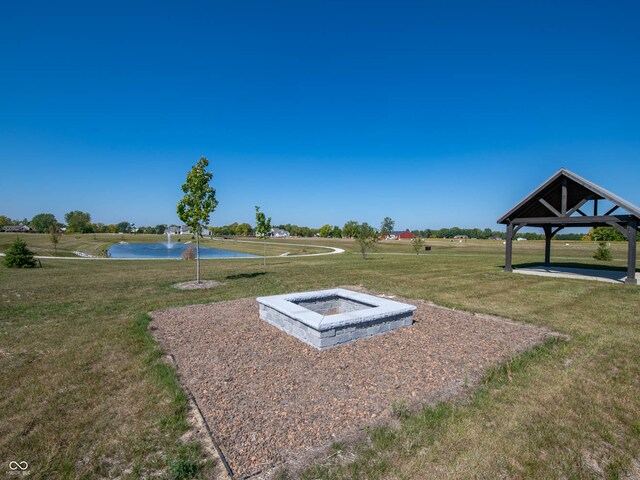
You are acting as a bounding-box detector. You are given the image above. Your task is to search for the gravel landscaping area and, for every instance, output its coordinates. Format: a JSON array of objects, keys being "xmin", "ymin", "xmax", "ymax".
[{"xmin": 150, "ymin": 288, "xmax": 556, "ymax": 478}]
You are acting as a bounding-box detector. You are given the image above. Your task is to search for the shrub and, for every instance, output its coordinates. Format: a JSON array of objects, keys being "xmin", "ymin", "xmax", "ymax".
[
  {"xmin": 3, "ymin": 237, "xmax": 37, "ymax": 268},
  {"xmin": 593, "ymin": 242, "xmax": 613, "ymax": 261}
]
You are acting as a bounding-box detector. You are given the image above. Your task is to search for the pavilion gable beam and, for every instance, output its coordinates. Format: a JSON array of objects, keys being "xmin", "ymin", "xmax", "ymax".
[
  {"xmin": 576, "ymin": 209, "xmax": 587, "ymax": 216},
  {"xmin": 561, "ymin": 177, "xmax": 568, "ymax": 215},
  {"xmin": 567, "ymin": 198, "xmax": 589, "ymax": 216},
  {"xmin": 512, "ymin": 215, "xmax": 631, "ymax": 225},
  {"xmin": 604, "ymin": 205, "xmax": 619, "ymax": 216},
  {"xmin": 539, "ymin": 198, "xmax": 562, "ymax": 217},
  {"xmin": 594, "ymin": 199, "xmax": 598, "ymax": 216}
]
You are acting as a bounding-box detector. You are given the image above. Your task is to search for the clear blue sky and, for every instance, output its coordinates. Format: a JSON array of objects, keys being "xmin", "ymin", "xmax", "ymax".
[{"xmin": 1, "ymin": 1, "xmax": 639, "ymax": 230}]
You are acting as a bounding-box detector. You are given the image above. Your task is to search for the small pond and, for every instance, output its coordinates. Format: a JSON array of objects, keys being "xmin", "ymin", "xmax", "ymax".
[{"xmin": 108, "ymin": 243, "xmax": 258, "ymax": 259}]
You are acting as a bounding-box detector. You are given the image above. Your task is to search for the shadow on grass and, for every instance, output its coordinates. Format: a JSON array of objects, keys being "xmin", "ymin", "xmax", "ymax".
[{"xmin": 225, "ymin": 271, "xmax": 271, "ymax": 280}]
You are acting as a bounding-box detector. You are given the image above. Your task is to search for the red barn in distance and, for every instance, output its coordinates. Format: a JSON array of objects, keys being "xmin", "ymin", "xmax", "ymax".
[{"xmin": 386, "ymin": 230, "xmax": 414, "ymax": 240}]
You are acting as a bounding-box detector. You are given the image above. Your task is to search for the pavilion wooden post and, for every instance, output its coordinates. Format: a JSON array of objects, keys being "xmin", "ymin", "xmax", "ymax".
[
  {"xmin": 505, "ymin": 222, "xmax": 514, "ymax": 272},
  {"xmin": 544, "ymin": 225, "xmax": 552, "ymax": 266},
  {"xmin": 627, "ymin": 220, "xmax": 637, "ymax": 285}
]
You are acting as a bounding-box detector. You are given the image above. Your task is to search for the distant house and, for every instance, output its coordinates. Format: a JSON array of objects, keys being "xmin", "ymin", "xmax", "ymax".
[
  {"xmin": 489, "ymin": 235, "xmax": 503, "ymax": 240},
  {"xmin": 166, "ymin": 225, "xmax": 191, "ymax": 235},
  {"xmin": 516, "ymin": 237, "xmax": 528, "ymax": 241},
  {"xmin": 270, "ymin": 228, "xmax": 290, "ymax": 238},
  {"xmin": 453, "ymin": 235, "xmax": 469, "ymax": 240},
  {"xmin": 387, "ymin": 230, "xmax": 414, "ymax": 240},
  {"xmin": 1, "ymin": 224, "xmax": 32, "ymax": 233}
]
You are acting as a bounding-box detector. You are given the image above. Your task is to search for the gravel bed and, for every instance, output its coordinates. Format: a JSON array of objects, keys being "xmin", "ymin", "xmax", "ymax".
[{"xmin": 150, "ymin": 289, "xmax": 554, "ymax": 478}]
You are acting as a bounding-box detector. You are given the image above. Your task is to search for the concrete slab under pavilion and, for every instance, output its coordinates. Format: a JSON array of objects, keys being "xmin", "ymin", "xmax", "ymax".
[{"xmin": 514, "ymin": 266, "xmax": 630, "ymax": 284}]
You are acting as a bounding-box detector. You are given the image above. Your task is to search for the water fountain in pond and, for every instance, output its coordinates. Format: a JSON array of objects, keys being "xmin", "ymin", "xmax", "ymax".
[{"xmin": 166, "ymin": 231, "xmax": 173, "ymax": 249}]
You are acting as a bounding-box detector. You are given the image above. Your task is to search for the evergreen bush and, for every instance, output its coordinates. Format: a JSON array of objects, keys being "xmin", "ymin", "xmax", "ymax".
[
  {"xmin": 593, "ymin": 242, "xmax": 613, "ymax": 261},
  {"xmin": 4, "ymin": 237, "xmax": 37, "ymax": 268}
]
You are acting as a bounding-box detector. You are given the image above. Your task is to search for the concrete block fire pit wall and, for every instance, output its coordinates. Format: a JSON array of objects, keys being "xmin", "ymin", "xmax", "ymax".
[{"xmin": 257, "ymin": 288, "xmax": 417, "ymax": 349}]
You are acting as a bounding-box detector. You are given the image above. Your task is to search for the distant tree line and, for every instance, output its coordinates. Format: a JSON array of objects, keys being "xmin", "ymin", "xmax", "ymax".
[
  {"xmin": 3, "ymin": 212, "xmax": 637, "ymax": 241},
  {"xmin": 208, "ymin": 222, "xmax": 254, "ymax": 237},
  {"xmin": 277, "ymin": 224, "xmax": 320, "ymax": 237},
  {"xmin": 411, "ymin": 227, "xmax": 503, "ymax": 239}
]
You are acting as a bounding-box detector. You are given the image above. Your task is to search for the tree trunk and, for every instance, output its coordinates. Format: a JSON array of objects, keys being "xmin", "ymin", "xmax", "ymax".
[{"xmin": 196, "ymin": 233, "xmax": 200, "ymax": 283}]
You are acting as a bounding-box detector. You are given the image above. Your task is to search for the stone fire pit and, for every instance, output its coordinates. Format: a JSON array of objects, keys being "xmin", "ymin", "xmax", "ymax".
[{"xmin": 257, "ymin": 288, "xmax": 416, "ymax": 349}]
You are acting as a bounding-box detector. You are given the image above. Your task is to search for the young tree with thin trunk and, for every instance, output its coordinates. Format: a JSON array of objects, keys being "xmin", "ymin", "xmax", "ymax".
[
  {"xmin": 411, "ymin": 236, "xmax": 424, "ymax": 255},
  {"xmin": 177, "ymin": 157, "xmax": 218, "ymax": 283},
  {"xmin": 355, "ymin": 222, "xmax": 378, "ymax": 259},
  {"xmin": 255, "ymin": 206, "xmax": 271, "ymax": 266},
  {"xmin": 49, "ymin": 223, "xmax": 61, "ymax": 256}
]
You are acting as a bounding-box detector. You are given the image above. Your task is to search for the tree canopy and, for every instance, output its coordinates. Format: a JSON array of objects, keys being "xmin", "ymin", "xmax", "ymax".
[
  {"xmin": 177, "ymin": 157, "xmax": 218, "ymax": 236},
  {"xmin": 354, "ymin": 222, "xmax": 378, "ymax": 259},
  {"xmin": 0, "ymin": 215, "xmax": 13, "ymax": 228},
  {"xmin": 318, "ymin": 224, "xmax": 332, "ymax": 238},
  {"xmin": 65, "ymin": 211, "xmax": 93, "ymax": 233},
  {"xmin": 586, "ymin": 226, "xmax": 629, "ymax": 242},
  {"xmin": 30, "ymin": 213, "xmax": 58, "ymax": 233},
  {"xmin": 255, "ymin": 206, "xmax": 272, "ymax": 266},
  {"xmin": 116, "ymin": 221, "xmax": 132, "ymax": 234},
  {"xmin": 380, "ymin": 217, "xmax": 395, "ymax": 237},
  {"xmin": 254, "ymin": 206, "xmax": 272, "ymax": 239},
  {"xmin": 342, "ymin": 220, "xmax": 359, "ymax": 238}
]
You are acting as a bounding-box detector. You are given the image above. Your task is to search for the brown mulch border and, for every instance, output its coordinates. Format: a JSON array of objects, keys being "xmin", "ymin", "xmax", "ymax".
[{"xmin": 150, "ymin": 288, "xmax": 557, "ymax": 478}]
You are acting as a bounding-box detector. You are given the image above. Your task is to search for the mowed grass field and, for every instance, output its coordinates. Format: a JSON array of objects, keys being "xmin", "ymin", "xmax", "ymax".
[{"xmin": 1, "ymin": 235, "xmax": 639, "ymax": 479}]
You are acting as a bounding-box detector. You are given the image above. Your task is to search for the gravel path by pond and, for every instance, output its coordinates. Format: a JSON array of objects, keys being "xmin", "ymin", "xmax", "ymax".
[{"xmin": 150, "ymin": 289, "xmax": 556, "ymax": 478}]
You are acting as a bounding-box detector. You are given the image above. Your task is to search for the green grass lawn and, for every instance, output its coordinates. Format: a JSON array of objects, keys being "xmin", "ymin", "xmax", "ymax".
[{"xmin": 1, "ymin": 236, "xmax": 639, "ymax": 479}]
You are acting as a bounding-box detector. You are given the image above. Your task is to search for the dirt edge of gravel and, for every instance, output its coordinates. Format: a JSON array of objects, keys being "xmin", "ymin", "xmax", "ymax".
[{"xmin": 172, "ymin": 280, "xmax": 223, "ymax": 290}]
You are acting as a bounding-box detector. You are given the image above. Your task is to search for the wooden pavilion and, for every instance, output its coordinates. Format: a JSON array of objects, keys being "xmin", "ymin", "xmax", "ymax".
[{"xmin": 497, "ymin": 169, "xmax": 639, "ymax": 285}]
